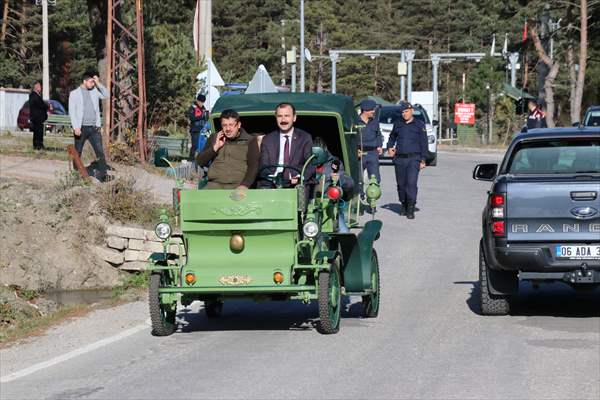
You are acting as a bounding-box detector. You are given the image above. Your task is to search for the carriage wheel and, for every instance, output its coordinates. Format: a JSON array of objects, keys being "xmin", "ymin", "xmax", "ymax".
[
  {"xmin": 317, "ymin": 260, "xmax": 341, "ymax": 334},
  {"xmin": 149, "ymin": 273, "xmax": 176, "ymax": 336},
  {"xmin": 362, "ymin": 250, "xmax": 380, "ymax": 318}
]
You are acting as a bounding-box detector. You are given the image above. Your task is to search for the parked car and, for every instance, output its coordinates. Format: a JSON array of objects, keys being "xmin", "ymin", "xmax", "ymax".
[
  {"xmin": 473, "ymin": 126, "xmax": 600, "ymax": 315},
  {"xmin": 377, "ymin": 103, "xmax": 438, "ymax": 165},
  {"xmin": 16, "ymin": 99, "xmax": 66, "ymax": 130},
  {"xmin": 583, "ymin": 105, "xmax": 600, "ymax": 127}
]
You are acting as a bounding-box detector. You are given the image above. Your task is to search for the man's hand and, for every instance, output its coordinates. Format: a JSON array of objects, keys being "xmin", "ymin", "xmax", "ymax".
[
  {"xmin": 74, "ymin": 127, "xmax": 81, "ymax": 137},
  {"xmin": 235, "ymin": 184, "xmax": 248, "ymax": 190},
  {"xmin": 213, "ymin": 131, "xmax": 226, "ymax": 152},
  {"xmin": 419, "ymin": 160, "xmax": 426, "ymax": 170},
  {"xmin": 388, "ymin": 148, "xmax": 396, "ymax": 157},
  {"xmin": 290, "ymin": 177, "xmax": 299, "ymax": 185},
  {"xmin": 92, "ymin": 75, "xmax": 100, "ymax": 85},
  {"xmin": 377, "ymin": 147, "xmax": 383, "ymax": 155}
]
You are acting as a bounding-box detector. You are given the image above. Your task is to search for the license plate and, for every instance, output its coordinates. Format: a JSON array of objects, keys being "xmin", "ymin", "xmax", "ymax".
[{"xmin": 555, "ymin": 245, "xmax": 600, "ymax": 260}]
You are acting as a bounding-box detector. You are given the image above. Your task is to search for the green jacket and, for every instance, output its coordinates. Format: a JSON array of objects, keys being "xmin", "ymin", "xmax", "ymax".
[{"xmin": 196, "ymin": 129, "xmax": 259, "ymax": 189}]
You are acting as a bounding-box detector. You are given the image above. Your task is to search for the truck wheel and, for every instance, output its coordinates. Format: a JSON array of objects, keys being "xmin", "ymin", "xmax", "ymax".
[
  {"xmin": 479, "ymin": 246, "xmax": 510, "ymax": 315},
  {"xmin": 427, "ymin": 153, "xmax": 437, "ymax": 166},
  {"xmin": 317, "ymin": 262, "xmax": 341, "ymax": 334},
  {"xmin": 205, "ymin": 300, "xmax": 223, "ymax": 318},
  {"xmin": 362, "ymin": 250, "xmax": 380, "ymax": 318},
  {"xmin": 149, "ymin": 273, "xmax": 176, "ymax": 336}
]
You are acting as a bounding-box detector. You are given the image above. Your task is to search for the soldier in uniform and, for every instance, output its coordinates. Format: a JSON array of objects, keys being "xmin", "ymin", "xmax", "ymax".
[
  {"xmin": 356, "ymin": 99, "xmax": 383, "ymax": 195},
  {"xmin": 386, "ymin": 102, "xmax": 428, "ymax": 219}
]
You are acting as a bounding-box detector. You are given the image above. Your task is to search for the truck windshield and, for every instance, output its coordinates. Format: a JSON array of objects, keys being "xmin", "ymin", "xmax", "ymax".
[{"xmin": 507, "ymin": 139, "xmax": 600, "ymax": 174}]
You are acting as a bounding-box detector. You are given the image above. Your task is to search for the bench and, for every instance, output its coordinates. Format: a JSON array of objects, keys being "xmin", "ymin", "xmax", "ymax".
[
  {"xmin": 44, "ymin": 114, "xmax": 72, "ymax": 136},
  {"xmin": 148, "ymin": 135, "xmax": 189, "ymax": 160}
]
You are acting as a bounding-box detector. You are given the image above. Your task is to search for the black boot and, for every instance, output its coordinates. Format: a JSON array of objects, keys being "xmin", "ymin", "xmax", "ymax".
[
  {"xmin": 406, "ymin": 203, "xmax": 415, "ymax": 219},
  {"xmin": 399, "ymin": 203, "xmax": 406, "ymax": 216}
]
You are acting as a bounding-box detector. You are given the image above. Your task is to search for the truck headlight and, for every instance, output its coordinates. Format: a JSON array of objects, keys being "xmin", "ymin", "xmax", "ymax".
[
  {"xmin": 428, "ymin": 135, "xmax": 435, "ymax": 144},
  {"xmin": 155, "ymin": 222, "xmax": 172, "ymax": 240},
  {"xmin": 303, "ymin": 221, "xmax": 319, "ymax": 238}
]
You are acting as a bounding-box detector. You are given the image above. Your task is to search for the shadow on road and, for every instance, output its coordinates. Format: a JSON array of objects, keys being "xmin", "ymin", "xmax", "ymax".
[
  {"xmin": 381, "ymin": 203, "xmax": 401, "ymax": 215},
  {"xmin": 176, "ymin": 296, "xmax": 365, "ymax": 333},
  {"xmin": 455, "ymin": 280, "xmax": 600, "ymax": 318}
]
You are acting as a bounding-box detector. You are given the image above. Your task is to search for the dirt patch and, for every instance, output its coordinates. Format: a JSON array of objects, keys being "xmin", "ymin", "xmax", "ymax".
[{"xmin": 0, "ymin": 176, "xmax": 123, "ymax": 292}]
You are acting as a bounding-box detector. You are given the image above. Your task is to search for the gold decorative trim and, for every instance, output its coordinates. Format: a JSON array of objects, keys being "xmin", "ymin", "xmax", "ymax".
[{"xmin": 218, "ymin": 275, "xmax": 253, "ymax": 285}]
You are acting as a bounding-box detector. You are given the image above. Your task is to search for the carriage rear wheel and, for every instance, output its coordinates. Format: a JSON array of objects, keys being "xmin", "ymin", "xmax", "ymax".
[
  {"xmin": 149, "ymin": 273, "xmax": 176, "ymax": 336},
  {"xmin": 362, "ymin": 250, "xmax": 380, "ymax": 318},
  {"xmin": 317, "ymin": 260, "xmax": 341, "ymax": 334}
]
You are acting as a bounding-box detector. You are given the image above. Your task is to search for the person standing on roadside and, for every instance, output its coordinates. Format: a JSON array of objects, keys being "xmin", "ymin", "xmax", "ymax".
[
  {"xmin": 386, "ymin": 102, "xmax": 428, "ymax": 219},
  {"xmin": 526, "ymin": 99, "xmax": 547, "ymax": 129},
  {"xmin": 187, "ymin": 93, "xmax": 209, "ymax": 160},
  {"xmin": 68, "ymin": 70, "xmax": 110, "ymax": 182},
  {"xmin": 356, "ymin": 99, "xmax": 383, "ymax": 187},
  {"xmin": 29, "ymin": 81, "xmax": 49, "ymax": 150}
]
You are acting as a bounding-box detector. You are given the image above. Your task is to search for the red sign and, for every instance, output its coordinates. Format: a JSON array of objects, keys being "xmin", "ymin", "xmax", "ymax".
[{"xmin": 454, "ymin": 103, "xmax": 476, "ymax": 125}]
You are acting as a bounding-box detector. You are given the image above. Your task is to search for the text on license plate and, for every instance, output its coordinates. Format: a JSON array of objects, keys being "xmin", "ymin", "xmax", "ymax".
[{"xmin": 555, "ymin": 245, "xmax": 600, "ymax": 259}]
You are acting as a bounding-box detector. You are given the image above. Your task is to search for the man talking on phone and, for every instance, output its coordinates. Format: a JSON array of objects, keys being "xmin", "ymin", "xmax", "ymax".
[{"xmin": 196, "ymin": 109, "xmax": 259, "ymax": 189}]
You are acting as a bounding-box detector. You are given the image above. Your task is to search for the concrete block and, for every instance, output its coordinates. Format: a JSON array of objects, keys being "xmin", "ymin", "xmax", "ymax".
[
  {"xmin": 129, "ymin": 239, "xmax": 163, "ymax": 253},
  {"xmin": 128, "ymin": 239, "xmax": 145, "ymax": 250},
  {"xmin": 124, "ymin": 249, "xmax": 139, "ymax": 262},
  {"xmin": 105, "ymin": 225, "xmax": 146, "ymax": 240},
  {"xmin": 119, "ymin": 262, "xmax": 148, "ymax": 271},
  {"xmin": 145, "ymin": 230, "xmax": 160, "ymax": 242},
  {"xmin": 106, "ymin": 236, "xmax": 128, "ymax": 250},
  {"xmin": 91, "ymin": 245, "xmax": 124, "ymax": 265}
]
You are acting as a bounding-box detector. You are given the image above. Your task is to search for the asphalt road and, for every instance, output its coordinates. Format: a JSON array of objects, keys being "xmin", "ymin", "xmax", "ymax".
[{"xmin": 2, "ymin": 151, "xmax": 599, "ymax": 400}]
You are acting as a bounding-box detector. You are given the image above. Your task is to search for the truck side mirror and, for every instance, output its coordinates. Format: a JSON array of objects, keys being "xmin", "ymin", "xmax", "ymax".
[{"xmin": 473, "ymin": 163, "xmax": 498, "ymax": 181}]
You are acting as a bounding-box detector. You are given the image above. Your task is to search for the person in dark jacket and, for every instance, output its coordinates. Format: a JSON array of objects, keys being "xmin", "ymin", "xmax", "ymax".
[
  {"xmin": 196, "ymin": 109, "xmax": 259, "ymax": 189},
  {"xmin": 356, "ymin": 99, "xmax": 383, "ymax": 183},
  {"xmin": 29, "ymin": 81, "xmax": 49, "ymax": 150},
  {"xmin": 526, "ymin": 99, "xmax": 547, "ymax": 129},
  {"xmin": 386, "ymin": 102, "xmax": 428, "ymax": 219},
  {"xmin": 187, "ymin": 94, "xmax": 209, "ymax": 160},
  {"xmin": 258, "ymin": 102, "xmax": 315, "ymax": 188}
]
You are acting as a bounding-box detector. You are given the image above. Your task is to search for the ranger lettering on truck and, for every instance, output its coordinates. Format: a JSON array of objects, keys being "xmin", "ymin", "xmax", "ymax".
[{"xmin": 473, "ymin": 126, "xmax": 600, "ymax": 315}]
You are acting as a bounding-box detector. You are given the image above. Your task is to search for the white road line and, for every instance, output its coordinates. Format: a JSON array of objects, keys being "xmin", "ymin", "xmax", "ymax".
[{"xmin": 0, "ymin": 324, "xmax": 148, "ymax": 384}]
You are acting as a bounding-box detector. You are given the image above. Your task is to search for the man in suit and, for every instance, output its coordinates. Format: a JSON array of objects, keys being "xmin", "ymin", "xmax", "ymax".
[
  {"xmin": 258, "ymin": 102, "xmax": 314, "ymax": 188},
  {"xmin": 29, "ymin": 81, "xmax": 49, "ymax": 150}
]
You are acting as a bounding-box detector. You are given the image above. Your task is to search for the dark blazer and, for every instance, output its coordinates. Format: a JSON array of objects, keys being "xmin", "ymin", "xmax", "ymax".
[
  {"xmin": 29, "ymin": 91, "xmax": 48, "ymax": 123},
  {"xmin": 259, "ymin": 127, "xmax": 315, "ymax": 186}
]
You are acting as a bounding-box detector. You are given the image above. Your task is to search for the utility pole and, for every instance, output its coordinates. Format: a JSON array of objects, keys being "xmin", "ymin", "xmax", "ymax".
[
  {"xmin": 299, "ymin": 0, "xmax": 305, "ymax": 92},
  {"xmin": 281, "ymin": 20, "xmax": 286, "ymax": 86},
  {"xmin": 36, "ymin": 0, "xmax": 52, "ymax": 100}
]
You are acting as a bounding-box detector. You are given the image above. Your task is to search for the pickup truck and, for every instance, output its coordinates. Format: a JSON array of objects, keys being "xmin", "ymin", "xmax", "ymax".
[{"xmin": 473, "ymin": 127, "xmax": 600, "ymax": 315}]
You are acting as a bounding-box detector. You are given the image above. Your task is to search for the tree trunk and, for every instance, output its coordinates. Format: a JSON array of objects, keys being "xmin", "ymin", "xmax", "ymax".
[
  {"xmin": 572, "ymin": 0, "xmax": 588, "ymax": 123},
  {"xmin": 531, "ymin": 25, "xmax": 559, "ymax": 127},
  {"xmin": 567, "ymin": 44, "xmax": 578, "ymax": 124},
  {"xmin": 1, "ymin": 0, "xmax": 9, "ymax": 43}
]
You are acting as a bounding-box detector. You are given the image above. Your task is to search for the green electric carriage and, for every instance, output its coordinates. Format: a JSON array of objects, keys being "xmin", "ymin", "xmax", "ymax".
[{"xmin": 148, "ymin": 93, "xmax": 382, "ymax": 335}]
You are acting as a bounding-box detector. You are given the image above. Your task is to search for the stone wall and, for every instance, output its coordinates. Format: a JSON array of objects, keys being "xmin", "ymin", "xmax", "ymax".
[{"xmin": 91, "ymin": 224, "xmax": 183, "ymax": 272}]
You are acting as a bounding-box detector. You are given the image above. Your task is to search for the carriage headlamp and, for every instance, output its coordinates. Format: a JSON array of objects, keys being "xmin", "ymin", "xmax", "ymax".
[
  {"xmin": 303, "ymin": 221, "xmax": 319, "ymax": 238},
  {"xmin": 155, "ymin": 222, "xmax": 172, "ymax": 241}
]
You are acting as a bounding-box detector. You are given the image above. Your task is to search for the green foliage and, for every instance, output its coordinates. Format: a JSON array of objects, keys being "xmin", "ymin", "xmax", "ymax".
[
  {"xmin": 145, "ymin": 24, "xmax": 203, "ymax": 128},
  {"xmin": 494, "ymin": 95, "xmax": 523, "ymax": 144},
  {"xmin": 464, "ymin": 57, "xmax": 505, "ymax": 116}
]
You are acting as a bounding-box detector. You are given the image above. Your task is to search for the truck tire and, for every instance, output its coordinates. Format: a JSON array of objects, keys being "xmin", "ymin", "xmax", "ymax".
[
  {"xmin": 479, "ymin": 246, "xmax": 510, "ymax": 316},
  {"xmin": 317, "ymin": 261, "xmax": 341, "ymax": 334},
  {"xmin": 427, "ymin": 153, "xmax": 437, "ymax": 166},
  {"xmin": 149, "ymin": 273, "xmax": 176, "ymax": 336}
]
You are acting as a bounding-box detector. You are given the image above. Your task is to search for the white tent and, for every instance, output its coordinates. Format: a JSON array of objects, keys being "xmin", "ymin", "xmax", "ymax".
[
  {"xmin": 245, "ymin": 65, "xmax": 278, "ymax": 94},
  {"xmin": 196, "ymin": 58, "xmax": 224, "ymax": 110}
]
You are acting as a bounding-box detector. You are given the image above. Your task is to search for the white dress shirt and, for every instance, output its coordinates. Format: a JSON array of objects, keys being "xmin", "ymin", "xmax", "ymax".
[{"xmin": 274, "ymin": 128, "xmax": 294, "ymax": 176}]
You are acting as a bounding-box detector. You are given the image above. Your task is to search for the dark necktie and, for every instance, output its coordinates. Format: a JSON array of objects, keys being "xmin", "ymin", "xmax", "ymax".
[{"xmin": 283, "ymin": 135, "xmax": 290, "ymax": 179}]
